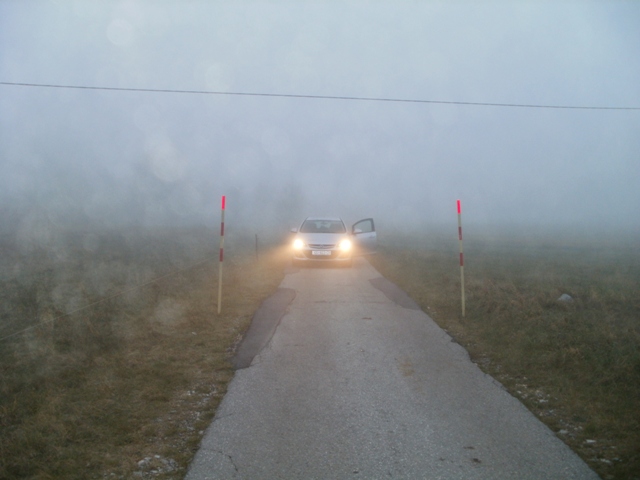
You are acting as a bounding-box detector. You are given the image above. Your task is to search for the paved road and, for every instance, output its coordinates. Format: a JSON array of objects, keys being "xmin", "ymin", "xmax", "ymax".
[{"xmin": 186, "ymin": 258, "xmax": 598, "ymax": 479}]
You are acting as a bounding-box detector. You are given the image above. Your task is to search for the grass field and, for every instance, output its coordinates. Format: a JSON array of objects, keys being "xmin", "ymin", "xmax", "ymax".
[
  {"xmin": 2, "ymin": 225, "xmax": 639, "ymax": 479},
  {"xmin": 369, "ymin": 228, "xmax": 640, "ymax": 480},
  {"xmin": 0, "ymin": 227, "xmax": 288, "ymax": 479}
]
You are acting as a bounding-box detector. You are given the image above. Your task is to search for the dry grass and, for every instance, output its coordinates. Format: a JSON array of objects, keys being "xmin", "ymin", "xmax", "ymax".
[
  {"xmin": 3, "ymin": 225, "xmax": 639, "ymax": 479},
  {"xmin": 369, "ymin": 229, "xmax": 640, "ymax": 480},
  {"xmin": 0, "ymin": 228, "xmax": 288, "ymax": 479}
]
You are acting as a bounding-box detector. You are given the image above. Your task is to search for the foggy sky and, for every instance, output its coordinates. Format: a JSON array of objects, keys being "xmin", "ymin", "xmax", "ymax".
[{"xmin": 1, "ymin": 0, "xmax": 640, "ymax": 238}]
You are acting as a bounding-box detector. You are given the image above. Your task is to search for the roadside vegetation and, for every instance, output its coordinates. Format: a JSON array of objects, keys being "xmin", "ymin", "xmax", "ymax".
[
  {"xmin": 3, "ymin": 224, "xmax": 638, "ymax": 479},
  {"xmin": 369, "ymin": 228, "xmax": 640, "ymax": 480},
  {"xmin": 0, "ymin": 227, "xmax": 287, "ymax": 479}
]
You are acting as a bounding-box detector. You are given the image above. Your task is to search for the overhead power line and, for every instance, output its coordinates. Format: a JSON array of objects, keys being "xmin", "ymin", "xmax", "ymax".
[{"xmin": 1, "ymin": 81, "xmax": 639, "ymax": 111}]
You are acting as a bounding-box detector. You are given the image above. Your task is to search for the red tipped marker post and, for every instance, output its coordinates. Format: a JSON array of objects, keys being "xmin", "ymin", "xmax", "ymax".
[
  {"xmin": 218, "ymin": 195, "xmax": 226, "ymax": 314},
  {"xmin": 457, "ymin": 200, "xmax": 465, "ymax": 317}
]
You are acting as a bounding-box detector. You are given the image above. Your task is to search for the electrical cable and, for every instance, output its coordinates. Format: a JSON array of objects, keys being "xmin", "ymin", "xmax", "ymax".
[{"xmin": 1, "ymin": 81, "xmax": 639, "ymax": 110}]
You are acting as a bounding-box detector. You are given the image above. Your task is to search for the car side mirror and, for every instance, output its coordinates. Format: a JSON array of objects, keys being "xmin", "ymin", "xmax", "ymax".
[
  {"xmin": 353, "ymin": 228, "xmax": 363, "ymax": 234},
  {"xmin": 290, "ymin": 228, "xmax": 298, "ymax": 233}
]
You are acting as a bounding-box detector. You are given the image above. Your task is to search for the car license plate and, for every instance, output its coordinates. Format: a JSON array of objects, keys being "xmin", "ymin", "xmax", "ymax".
[{"xmin": 312, "ymin": 250, "xmax": 331, "ymax": 256}]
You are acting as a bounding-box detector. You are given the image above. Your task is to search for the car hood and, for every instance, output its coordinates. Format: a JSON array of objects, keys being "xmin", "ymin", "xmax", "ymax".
[{"xmin": 297, "ymin": 232, "xmax": 348, "ymax": 245}]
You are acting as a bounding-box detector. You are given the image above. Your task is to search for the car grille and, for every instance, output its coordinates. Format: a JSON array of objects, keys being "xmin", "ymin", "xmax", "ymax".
[{"xmin": 308, "ymin": 244, "xmax": 336, "ymax": 249}]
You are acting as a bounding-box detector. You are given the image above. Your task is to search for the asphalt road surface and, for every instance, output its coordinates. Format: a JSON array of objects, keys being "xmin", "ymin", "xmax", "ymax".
[{"xmin": 186, "ymin": 258, "xmax": 598, "ymax": 479}]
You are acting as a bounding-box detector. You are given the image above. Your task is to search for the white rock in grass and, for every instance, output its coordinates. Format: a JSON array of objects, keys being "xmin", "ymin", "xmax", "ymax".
[{"xmin": 558, "ymin": 293, "xmax": 574, "ymax": 302}]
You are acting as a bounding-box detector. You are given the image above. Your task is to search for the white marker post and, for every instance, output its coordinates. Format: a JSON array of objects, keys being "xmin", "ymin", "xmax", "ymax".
[
  {"xmin": 457, "ymin": 199, "xmax": 465, "ymax": 317},
  {"xmin": 217, "ymin": 195, "xmax": 226, "ymax": 314}
]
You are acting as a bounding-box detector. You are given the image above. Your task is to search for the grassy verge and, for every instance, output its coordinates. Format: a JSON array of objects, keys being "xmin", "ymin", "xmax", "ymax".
[
  {"xmin": 0, "ymin": 228, "xmax": 288, "ymax": 479},
  {"xmin": 368, "ymin": 230, "xmax": 640, "ymax": 480}
]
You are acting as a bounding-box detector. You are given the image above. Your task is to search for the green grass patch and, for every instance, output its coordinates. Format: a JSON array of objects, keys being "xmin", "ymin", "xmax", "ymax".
[
  {"xmin": 369, "ymin": 230, "xmax": 640, "ymax": 480},
  {"xmin": 0, "ymin": 228, "xmax": 288, "ymax": 479}
]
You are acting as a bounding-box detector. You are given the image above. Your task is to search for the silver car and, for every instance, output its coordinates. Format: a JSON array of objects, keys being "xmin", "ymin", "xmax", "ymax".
[{"xmin": 291, "ymin": 217, "xmax": 377, "ymax": 267}]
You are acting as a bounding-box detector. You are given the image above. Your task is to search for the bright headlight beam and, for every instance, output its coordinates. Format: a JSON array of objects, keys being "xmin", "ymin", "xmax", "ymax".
[
  {"xmin": 293, "ymin": 239, "xmax": 304, "ymax": 249},
  {"xmin": 339, "ymin": 239, "xmax": 352, "ymax": 251}
]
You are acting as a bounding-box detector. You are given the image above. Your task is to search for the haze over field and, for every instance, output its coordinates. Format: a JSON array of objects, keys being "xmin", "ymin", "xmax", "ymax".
[{"xmin": 1, "ymin": 1, "xmax": 639, "ymax": 238}]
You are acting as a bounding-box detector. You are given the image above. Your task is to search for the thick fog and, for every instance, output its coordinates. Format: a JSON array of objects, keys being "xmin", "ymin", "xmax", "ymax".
[{"xmin": 2, "ymin": 1, "xmax": 639, "ymax": 239}]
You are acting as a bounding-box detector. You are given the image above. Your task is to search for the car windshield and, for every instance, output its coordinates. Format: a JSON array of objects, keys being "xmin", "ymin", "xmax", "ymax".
[{"xmin": 300, "ymin": 219, "xmax": 346, "ymax": 234}]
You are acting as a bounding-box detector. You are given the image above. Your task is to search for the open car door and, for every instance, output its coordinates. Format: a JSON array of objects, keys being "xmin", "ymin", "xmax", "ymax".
[{"xmin": 351, "ymin": 218, "xmax": 377, "ymax": 255}]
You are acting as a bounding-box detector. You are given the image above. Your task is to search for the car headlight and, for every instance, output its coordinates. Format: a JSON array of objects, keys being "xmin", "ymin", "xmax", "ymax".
[
  {"xmin": 293, "ymin": 238, "xmax": 305, "ymax": 250},
  {"xmin": 339, "ymin": 239, "xmax": 352, "ymax": 252}
]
